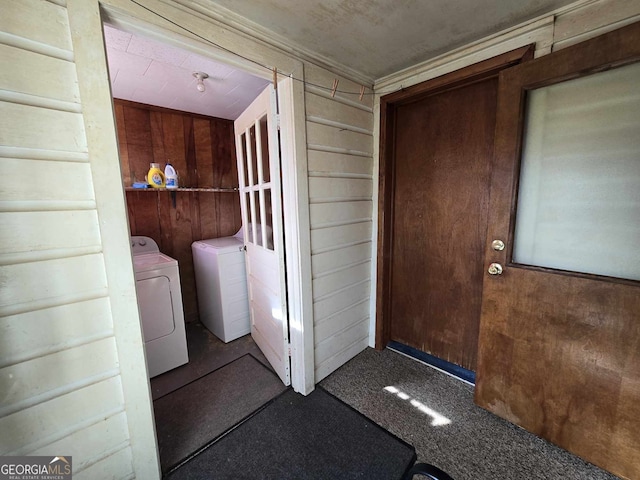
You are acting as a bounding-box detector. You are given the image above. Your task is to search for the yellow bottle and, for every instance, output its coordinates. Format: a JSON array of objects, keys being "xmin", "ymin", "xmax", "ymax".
[{"xmin": 147, "ymin": 163, "xmax": 165, "ymax": 188}]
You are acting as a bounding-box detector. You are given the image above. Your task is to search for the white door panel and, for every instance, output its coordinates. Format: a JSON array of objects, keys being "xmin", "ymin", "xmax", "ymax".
[{"xmin": 235, "ymin": 84, "xmax": 290, "ymax": 385}]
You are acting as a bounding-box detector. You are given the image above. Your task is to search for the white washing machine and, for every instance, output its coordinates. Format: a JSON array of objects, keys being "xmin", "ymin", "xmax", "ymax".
[
  {"xmin": 131, "ymin": 236, "xmax": 188, "ymax": 378},
  {"xmin": 192, "ymin": 230, "xmax": 250, "ymax": 343}
]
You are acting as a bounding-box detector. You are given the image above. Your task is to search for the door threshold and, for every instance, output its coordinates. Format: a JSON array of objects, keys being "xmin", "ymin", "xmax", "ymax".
[{"xmin": 387, "ymin": 341, "xmax": 475, "ymax": 386}]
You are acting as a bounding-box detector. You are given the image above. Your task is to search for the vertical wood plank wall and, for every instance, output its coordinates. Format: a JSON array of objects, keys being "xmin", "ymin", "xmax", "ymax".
[
  {"xmin": 114, "ymin": 100, "xmax": 242, "ymax": 323},
  {"xmin": 303, "ymin": 65, "xmax": 375, "ymax": 381},
  {"xmin": 0, "ymin": 1, "xmax": 139, "ymax": 477}
]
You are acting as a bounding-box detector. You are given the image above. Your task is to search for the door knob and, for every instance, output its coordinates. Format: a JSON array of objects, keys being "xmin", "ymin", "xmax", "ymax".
[
  {"xmin": 491, "ymin": 239, "xmax": 505, "ymax": 251},
  {"xmin": 488, "ymin": 263, "xmax": 503, "ymax": 275}
]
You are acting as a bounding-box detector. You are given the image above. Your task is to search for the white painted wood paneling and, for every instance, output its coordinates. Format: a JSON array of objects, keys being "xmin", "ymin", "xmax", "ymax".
[
  {"xmin": 0, "ymin": 377, "xmax": 124, "ymax": 455},
  {"xmin": 307, "ymin": 150, "xmax": 372, "ymax": 176},
  {"xmin": 73, "ymin": 445, "xmax": 134, "ymax": 480},
  {"xmin": 0, "ymin": 103, "xmax": 87, "ymax": 152},
  {"xmin": 315, "ymin": 317, "xmax": 369, "ymax": 365},
  {"xmin": 303, "ymin": 62, "xmax": 373, "ymax": 109},
  {"xmin": 308, "ymin": 177, "xmax": 372, "ymax": 203},
  {"xmin": 1, "ymin": 0, "xmax": 74, "ymax": 53},
  {"xmin": 313, "ymin": 280, "xmax": 371, "ymax": 321},
  {"xmin": 312, "ymin": 242, "xmax": 372, "ymax": 278},
  {"xmin": 0, "ymin": 44, "xmax": 81, "ymax": 103},
  {"xmin": 313, "ymin": 261, "xmax": 371, "ymax": 300},
  {"xmin": 309, "ymin": 201, "xmax": 372, "ymax": 229},
  {"xmin": 67, "ymin": 0, "xmax": 160, "ymax": 476},
  {"xmin": 0, "ymin": 0, "xmax": 151, "ymax": 478},
  {"xmin": 307, "ymin": 122, "xmax": 372, "ymax": 155},
  {"xmin": 0, "ymin": 211, "xmax": 101, "ymax": 254},
  {"xmin": 305, "ymin": 64, "xmax": 375, "ymax": 381},
  {"xmin": 310, "ymin": 221, "xmax": 372, "ymax": 254},
  {"xmin": 315, "ymin": 335, "xmax": 370, "ymax": 381},
  {"xmin": 0, "ymin": 254, "xmax": 108, "ymax": 309},
  {"xmin": 29, "ymin": 412, "xmax": 129, "ymax": 473},
  {"xmin": 305, "ymin": 92, "xmax": 373, "ymax": 133},
  {"xmin": 0, "ymin": 159, "xmax": 94, "ymax": 202},
  {"xmin": 0, "ymin": 338, "xmax": 119, "ymax": 417},
  {"xmin": 315, "ymin": 300, "xmax": 369, "ymax": 341},
  {"xmin": 0, "ymin": 298, "xmax": 113, "ymax": 368}
]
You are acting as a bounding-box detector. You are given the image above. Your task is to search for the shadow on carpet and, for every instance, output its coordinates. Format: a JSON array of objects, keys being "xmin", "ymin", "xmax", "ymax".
[
  {"xmin": 154, "ymin": 354, "xmax": 287, "ymax": 473},
  {"xmin": 166, "ymin": 386, "xmax": 417, "ymax": 479}
]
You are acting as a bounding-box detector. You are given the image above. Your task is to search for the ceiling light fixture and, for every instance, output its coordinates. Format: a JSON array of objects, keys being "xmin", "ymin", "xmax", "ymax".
[{"xmin": 193, "ymin": 72, "xmax": 209, "ymax": 92}]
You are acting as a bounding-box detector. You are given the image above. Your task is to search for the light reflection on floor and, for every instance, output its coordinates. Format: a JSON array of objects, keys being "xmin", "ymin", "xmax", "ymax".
[{"xmin": 384, "ymin": 386, "xmax": 452, "ymax": 426}]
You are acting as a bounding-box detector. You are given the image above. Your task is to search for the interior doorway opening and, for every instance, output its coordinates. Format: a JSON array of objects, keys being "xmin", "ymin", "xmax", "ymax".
[{"xmin": 98, "ymin": 9, "xmax": 312, "ymax": 470}]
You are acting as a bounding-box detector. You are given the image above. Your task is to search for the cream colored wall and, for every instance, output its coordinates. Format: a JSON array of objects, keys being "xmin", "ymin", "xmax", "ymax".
[
  {"xmin": 0, "ymin": 0, "xmax": 159, "ymax": 478},
  {"xmin": 369, "ymin": 0, "xmax": 640, "ymax": 345}
]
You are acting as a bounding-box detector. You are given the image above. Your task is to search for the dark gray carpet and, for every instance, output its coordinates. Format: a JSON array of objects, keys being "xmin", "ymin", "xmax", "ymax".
[
  {"xmin": 154, "ymin": 354, "xmax": 287, "ymax": 473},
  {"xmin": 166, "ymin": 387, "xmax": 416, "ymax": 480},
  {"xmin": 320, "ymin": 347, "xmax": 620, "ymax": 480}
]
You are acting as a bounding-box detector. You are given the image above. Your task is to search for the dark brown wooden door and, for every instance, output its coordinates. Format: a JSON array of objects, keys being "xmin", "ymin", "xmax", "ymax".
[
  {"xmin": 475, "ymin": 23, "xmax": 640, "ymax": 479},
  {"xmin": 376, "ymin": 47, "xmax": 533, "ymax": 370},
  {"xmin": 389, "ymin": 78, "xmax": 497, "ymax": 371}
]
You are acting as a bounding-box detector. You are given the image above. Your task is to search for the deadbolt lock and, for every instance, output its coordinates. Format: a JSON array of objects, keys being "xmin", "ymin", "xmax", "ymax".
[
  {"xmin": 488, "ymin": 263, "xmax": 503, "ymax": 275},
  {"xmin": 491, "ymin": 239, "xmax": 505, "ymax": 251}
]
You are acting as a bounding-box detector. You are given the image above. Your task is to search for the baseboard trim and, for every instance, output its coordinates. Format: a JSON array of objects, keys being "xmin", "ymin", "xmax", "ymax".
[{"xmin": 387, "ymin": 341, "xmax": 476, "ymax": 385}]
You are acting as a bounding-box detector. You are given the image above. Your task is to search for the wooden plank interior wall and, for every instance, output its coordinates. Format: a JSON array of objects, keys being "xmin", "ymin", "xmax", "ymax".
[
  {"xmin": 0, "ymin": 1, "xmax": 141, "ymax": 477},
  {"xmin": 303, "ymin": 65, "xmax": 375, "ymax": 381},
  {"xmin": 114, "ymin": 99, "xmax": 242, "ymax": 322}
]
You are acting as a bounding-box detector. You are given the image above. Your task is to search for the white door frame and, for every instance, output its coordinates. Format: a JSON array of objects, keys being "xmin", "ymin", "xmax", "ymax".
[{"xmin": 100, "ymin": 4, "xmax": 315, "ymax": 394}]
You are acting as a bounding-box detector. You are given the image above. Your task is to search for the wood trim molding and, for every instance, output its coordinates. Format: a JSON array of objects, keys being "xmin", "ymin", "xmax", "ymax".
[
  {"xmin": 381, "ymin": 45, "xmax": 534, "ymax": 105},
  {"xmin": 374, "ymin": 45, "xmax": 534, "ymax": 350}
]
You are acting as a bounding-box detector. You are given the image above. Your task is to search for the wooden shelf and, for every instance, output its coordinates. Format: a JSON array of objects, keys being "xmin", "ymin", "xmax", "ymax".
[{"xmin": 125, "ymin": 187, "xmax": 238, "ymax": 193}]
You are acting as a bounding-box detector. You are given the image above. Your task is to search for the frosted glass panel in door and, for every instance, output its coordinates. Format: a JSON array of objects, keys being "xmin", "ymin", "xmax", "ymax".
[{"xmin": 513, "ymin": 61, "xmax": 640, "ymax": 281}]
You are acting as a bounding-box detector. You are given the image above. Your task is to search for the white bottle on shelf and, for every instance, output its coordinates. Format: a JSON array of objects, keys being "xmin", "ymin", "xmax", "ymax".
[{"xmin": 165, "ymin": 163, "xmax": 178, "ymax": 189}]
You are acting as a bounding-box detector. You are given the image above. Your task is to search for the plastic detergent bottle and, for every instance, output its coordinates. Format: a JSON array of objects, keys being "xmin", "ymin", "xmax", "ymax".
[
  {"xmin": 164, "ymin": 163, "xmax": 178, "ymax": 189},
  {"xmin": 147, "ymin": 163, "xmax": 165, "ymax": 188}
]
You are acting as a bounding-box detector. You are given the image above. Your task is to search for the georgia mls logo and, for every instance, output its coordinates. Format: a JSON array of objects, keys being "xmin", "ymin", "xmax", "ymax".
[
  {"xmin": 49, "ymin": 457, "xmax": 71, "ymax": 474},
  {"xmin": 0, "ymin": 456, "xmax": 72, "ymax": 480}
]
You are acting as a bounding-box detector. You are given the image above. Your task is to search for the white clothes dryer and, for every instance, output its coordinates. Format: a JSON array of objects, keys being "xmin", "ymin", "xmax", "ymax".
[
  {"xmin": 131, "ymin": 236, "xmax": 188, "ymax": 377},
  {"xmin": 191, "ymin": 229, "xmax": 250, "ymax": 343}
]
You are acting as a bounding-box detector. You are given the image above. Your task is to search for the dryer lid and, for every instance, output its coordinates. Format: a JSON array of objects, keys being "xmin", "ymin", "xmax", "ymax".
[{"xmin": 193, "ymin": 236, "xmax": 243, "ymax": 253}]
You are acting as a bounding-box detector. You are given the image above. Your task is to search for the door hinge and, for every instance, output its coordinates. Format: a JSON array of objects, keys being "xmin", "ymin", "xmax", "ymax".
[
  {"xmin": 276, "ymin": 113, "xmax": 281, "ymax": 130},
  {"xmin": 287, "ymin": 342, "xmax": 292, "ymax": 357}
]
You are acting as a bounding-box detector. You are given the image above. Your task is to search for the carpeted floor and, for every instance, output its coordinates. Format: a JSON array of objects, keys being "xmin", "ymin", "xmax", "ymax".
[
  {"xmin": 320, "ymin": 347, "xmax": 620, "ymax": 480},
  {"xmin": 166, "ymin": 387, "xmax": 416, "ymax": 480}
]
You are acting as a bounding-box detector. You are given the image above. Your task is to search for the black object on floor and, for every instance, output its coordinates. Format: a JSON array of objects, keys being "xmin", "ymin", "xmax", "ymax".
[
  {"xmin": 402, "ymin": 463, "xmax": 455, "ymax": 480},
  {"xmin": 154, "ymin": 354, "xmax": 287, "ymax": 473},
  {"xmin": 166, "ymin": 386, "xmax": 417, "ymax": 479}
]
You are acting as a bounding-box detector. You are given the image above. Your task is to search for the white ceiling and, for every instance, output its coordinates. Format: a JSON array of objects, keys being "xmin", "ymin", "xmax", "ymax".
[
  {"xmin": 104, "ymin": 25, "xmax": 270, "ymax": 120},
  {"xmin": 104, "ymin": 0, "xmax": 578, "ymax": 117}
]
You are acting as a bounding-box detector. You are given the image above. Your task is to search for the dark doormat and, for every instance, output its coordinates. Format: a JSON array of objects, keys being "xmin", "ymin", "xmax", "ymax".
[
  {"xmin": 154, "ymin": 354, "xmax": 288, "ymax": 473},
  {"xmin": 165, "ymin": 386, "xmax": 416, "ymax": 479}
]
